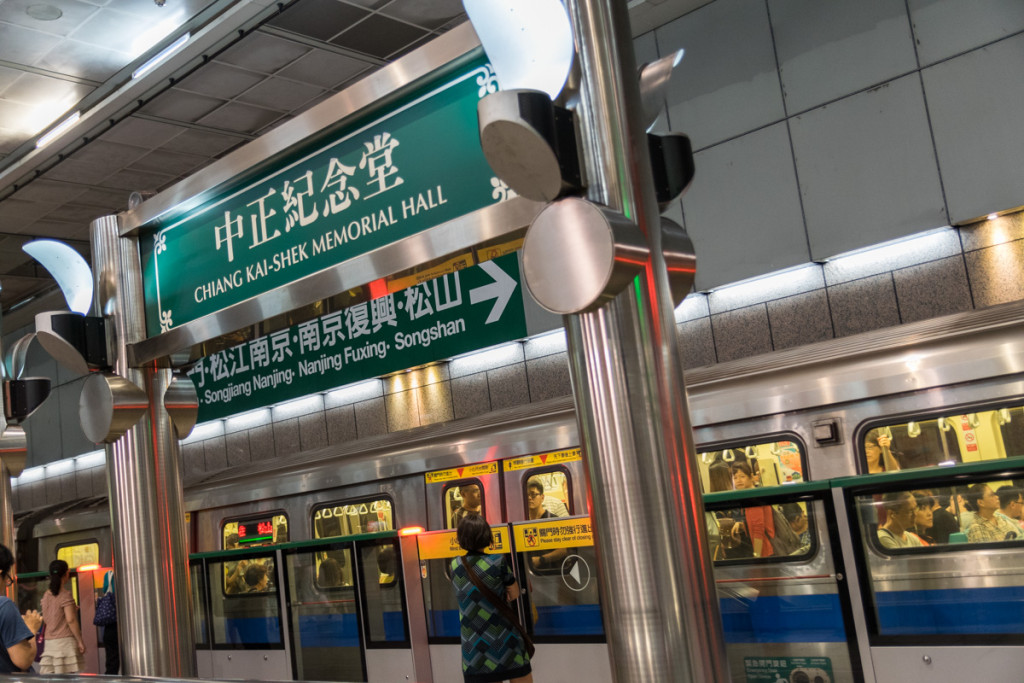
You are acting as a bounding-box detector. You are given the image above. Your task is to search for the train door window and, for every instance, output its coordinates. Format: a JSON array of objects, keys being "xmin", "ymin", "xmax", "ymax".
[
  {"xmin": 357, "ymin": 539, "xmax": 408, "ymax": 645},
  {"xmin": 312, "ymin": 497, "xmax": 394, "ymax": 539},
  {"xmin": 444, "ymin": 479, "xmax": 485, "ymax": 529},
  {"xmin": 709, "ymin": 500, "xmax": 813, "ymax": 563},
  {"xmin": 523, "ymin": 469, "xmax": 572, "ymax": 520},
  {"xmin": 56, "ymin": 541, "xmax": 99, "ymax": 569},
  {"xmin": 206, "ymin": 552, "xmax": 282, "ymax": 647},
  {"xmin": 697, "ymin": 438, "xmax": 806, "ymax": 494}
]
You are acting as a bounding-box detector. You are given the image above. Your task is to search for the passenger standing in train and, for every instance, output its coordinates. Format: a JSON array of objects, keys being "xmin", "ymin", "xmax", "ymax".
[
  {"xmin": 0, "ymin": 544, "xmax": 42, "ymax": 674},
  {"xmin": 929, "ymin": 491, "xmax": 960, "ymax": 544},
  {"xmin": 451, "ymin": 514, "xmax": 532, "ymax": 683},
  {"xmin": 526, "ymin": 478, "xmax": 567, "ymax": 570},
  {"xmin": 730, "ymin": 462, "xmax": 775, "ymax": 558},
  {"xmin": 864, "ymin": 431, "xmax": 901, "ymax": 473},
  {"xmin": 38, "ymin": 560, "xmax": 85, "ymax": 673},
  {"xmin": 224, "ymin": 533, "xmax": 249, "ymax": 594},
  {"xmin": 876, "ymin": 492, "xmax": 924, "ymax": 548},
  {"xmin": 449, "ymin": 484, "xmax": 483, "ymax": 529},
  {"xmin": 781, "ymin": 503, "xmax": 811, "ymax": 549},
  {"xmin": 244, "ymin": 564, "xmax": 270, "ymax": 592},
  {"xmin": 965, "ymin": 484, "xmax": 1022, "ymax": 543}
]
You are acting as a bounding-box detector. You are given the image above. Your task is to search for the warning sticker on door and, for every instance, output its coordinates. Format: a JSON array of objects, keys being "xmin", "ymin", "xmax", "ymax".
[{"xmin": 743, "ymin": 657, "xmax": 833, "ymax": 683}]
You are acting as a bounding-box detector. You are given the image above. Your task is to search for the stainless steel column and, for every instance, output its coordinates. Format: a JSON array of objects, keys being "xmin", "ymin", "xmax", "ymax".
[
  {"xmin": 91, "ymin": 215, "xmax": 196, "ymax": 677},
  {"xmin": 562, "ymin": 1, "xmax": 728, "ymax": 680},
  {"xmin": 0, "ymin": 461, "xmax": 13, "ymax": 602}
]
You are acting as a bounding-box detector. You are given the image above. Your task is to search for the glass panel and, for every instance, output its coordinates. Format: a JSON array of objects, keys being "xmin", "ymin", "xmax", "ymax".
[
  {"xmin": 208, "ymin": 554, "xmax": 281, "ymax": 646},
  {"xmin": 191, "ymin": 561, "xmax": 209, "ymax": 648},
  {"xmin": 445, "ymin": 480, "xmax": 484, "ymax": 529},
  {"xmin": 715, "ymin": 499, "xmax": 855, "ymax": 683},
  {"xmin": 285, "ymin": 545, "xmax": 363, "ymax": 681},
  {"xmin": 514, "ymin": 516, "xmax": 603, "ymax": 637},
  {"xmin": 15, "ymin": 575, "xmax": 48, "ymax": 616},
  {"xmin": 419, "ymin": 526, "xmax": 508, "ymax": 639},
  {"xmin": 862, "ymin": 403, "xmax": 1024, "ymax": 474},
  {"xmin": 854, "ymin": 482, "xmax": 1024, "ymax": 637},
  {"xmin": 710, "ymin": 500, "xmax": 813, "ymax": 563},
  {"xmin": 524, "ymin": 470, "xmax": 572, "ymax": 520},
  {"xmin": 359, "ymin": 540, "xmax": 407, "ymax": 644},
  {"xmin": 313, "ymin": 498, "xmax": 393, "ymax": 538},
  {"xmin": 697, "ymin": 439, "xmax": 805, "ymax": 494},
  {"xmin": 57, "ymin": 542, "xmax": 99, "ymax": 568}
]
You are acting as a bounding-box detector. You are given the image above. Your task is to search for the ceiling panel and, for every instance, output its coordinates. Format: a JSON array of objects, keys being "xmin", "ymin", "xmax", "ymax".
[
  {"xmin": 331, "ymin": 13, "xmax": 427, "ymax": 58},
  {"xmin": 235, "ymin": 76, "xmax": 325, "ymax": 111},
  {"xmin": 277, "ymin": 50, "xmax": 370, "ymax": 89},
  {"xmin": 215, "ymin": 31, "xmax": 312, "ymax": 73},
  {"xmin": 173, "ymin": 62, "xmax": 266, "ymax": 99},
  {"xmin": 267, "ymin": 0, "xmax": 370, "ymax": 41}
]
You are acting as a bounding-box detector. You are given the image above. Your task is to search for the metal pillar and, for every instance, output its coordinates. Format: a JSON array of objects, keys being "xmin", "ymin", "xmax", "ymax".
[
  {"xmin": 90, "ymin": 215, "xmax": 196, "ymax": 677},
  {"xmin": 562, "ymin": 1, "xmax": 728, "ymax": 680}
]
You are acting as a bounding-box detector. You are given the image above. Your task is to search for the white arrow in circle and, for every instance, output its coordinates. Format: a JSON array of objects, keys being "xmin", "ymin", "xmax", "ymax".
[
  {"xmin": 569, "ymin": 559, "xmax": 581, "ymax": 584},
  {"xmin": 469, "ymin": 260, "xmax": 517, "ymax": 324}
]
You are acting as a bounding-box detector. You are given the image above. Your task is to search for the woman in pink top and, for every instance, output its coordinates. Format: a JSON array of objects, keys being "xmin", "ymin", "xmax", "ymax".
[{"xmin": 39, "ymin": 560, "xmax": 85, "ymax": 673}]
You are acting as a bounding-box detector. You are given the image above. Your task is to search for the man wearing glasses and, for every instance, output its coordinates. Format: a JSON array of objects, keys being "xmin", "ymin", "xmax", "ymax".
[
  {"xmin": 525, "ymin": 479, "xmax": 567, "ymax": 570},
  {"xmin": 996, "ymin": 486, "xmax": 1024, "ymax": 531},
  {"xmin": 0, "ymin": 544, "xmax": 42, "ymax": 673}
]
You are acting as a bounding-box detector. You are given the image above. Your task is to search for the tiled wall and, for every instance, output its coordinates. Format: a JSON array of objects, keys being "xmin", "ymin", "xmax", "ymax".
[
  {"xmin": 674, "ymin": 213, "xmax": 1024, "ymax": 367},
  {"xmin": 639, "ymin": 0, "xmax": 1024, "ymax": 292},
  {"xmin": 177, "ymin": 332, "xmax": 573, "ymax": 479}
]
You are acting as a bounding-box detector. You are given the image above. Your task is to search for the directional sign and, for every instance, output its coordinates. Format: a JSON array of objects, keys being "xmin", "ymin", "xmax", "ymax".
[
  {"xmin": 417, "ymin": 526, "xmax": 510, "ymax": 560},
  {"xmin": 187, "ymin": 253, "xmax": 527, "ymax": 421},
  {"xmin": 561, "ymin": 555, "xmax": 591, "ymax": 592},
  {"xmin": 140, "ymin": 54, "xmax": 508, "ymax": 338}
]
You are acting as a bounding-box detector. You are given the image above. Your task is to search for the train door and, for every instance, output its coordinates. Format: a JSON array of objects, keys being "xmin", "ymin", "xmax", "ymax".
[{"xmin": 424, "ymin": 461, "xmax": 502, "ymax": 530}]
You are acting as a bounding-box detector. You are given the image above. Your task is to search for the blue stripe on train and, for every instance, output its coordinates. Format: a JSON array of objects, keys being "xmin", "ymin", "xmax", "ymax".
[
  {"xmin": 719, "ymin": 594, "xmax": 847, "ymax": 643},
  {"xmin": 430, "ymin": 605, "xmax": 605, "ymax": 638},
  {"xmin": 875, "ymin": 585, "xmax": 1024, "ymax": 635},
  {"xmin": 222, "ymin": 617, "xmax": 282, "ymax": 645},
  {"xmin": 296, "ymin": 613, "xmax": 360, "ymax": 648}
]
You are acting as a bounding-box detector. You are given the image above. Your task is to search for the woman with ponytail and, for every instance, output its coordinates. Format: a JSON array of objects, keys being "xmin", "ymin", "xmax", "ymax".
[{"xmin": 38, "ymin": 560, "xmax": 85, "ymax": 673}]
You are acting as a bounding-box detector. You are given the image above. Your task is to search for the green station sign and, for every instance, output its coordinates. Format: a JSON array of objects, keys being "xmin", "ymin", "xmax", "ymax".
[
  {"xmin": 140, "ymin": 54, "xmax": 509, "ymax": 337},
  {"xmin": 187, "ymin": 253, "xmax": 526, "ymax": 421}
]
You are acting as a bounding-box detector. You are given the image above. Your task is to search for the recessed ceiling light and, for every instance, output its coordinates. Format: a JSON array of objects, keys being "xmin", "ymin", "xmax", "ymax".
[{"xmin": 26, "ymin": 4, "xmax": 62, "ymax": 21}]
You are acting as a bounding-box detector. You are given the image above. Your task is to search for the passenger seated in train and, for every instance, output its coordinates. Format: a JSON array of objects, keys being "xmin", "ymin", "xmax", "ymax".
[
  {"xmin": 224, "ymin": 533, "xmax": 250, "ymax": 595},
  {"xmin": 864, "ymin": 430, "xmax": 901, "ymax": 473},
  {"xmin": 244, "ymin": 564, "xmax": 270, "ymax": 592},
  {"xmin": 910, "ymin": 490, "xmax": 937, "ymax": 545},
  {"xmin": 996, "ymin": 486, "xmax": 1024, "ymax": 530},
  {"xmin": 377, "ymin": 546, "xmax": 397, "ymax": 585},
  {"xmin": 876, "ymin": 492, "xmax": 924, "ymax": 548},
  {"xmin": 449, "ymin": 484, "xmax": 483, "ymax": 529},
  {"xmin": 965, "ymin": 483, "xmax": 1022, "ymax": 543},
  {"xmin": 781, "ymin": 503, "xmax": 811, "ymax": 550},
  {"xmin": 955, "ymin": 488, "xmax": 978, "ymax": 532},
  {"xmin": 525, "ymin": 479, "xmax": 567, "ymax": 570}
]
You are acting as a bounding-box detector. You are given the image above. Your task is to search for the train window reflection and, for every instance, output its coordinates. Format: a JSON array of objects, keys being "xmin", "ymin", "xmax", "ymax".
[
  {"xmin": 445, "ymin": 480, "xmax": 484, "ymax": 530},
  {"xmin": 862, "ymin": 403, "xmax": 1024, "ymax": 475},
  {"xmin": 697, "ymin": 438, "xmax": 805, "ymax": 494},
  {"xmin": 312, "ymin": 498, "xmax": 394, "ymax": 539},
  {"xmin": 857, "ymin": 481, "xmax": 1024, "ymax": 554}
]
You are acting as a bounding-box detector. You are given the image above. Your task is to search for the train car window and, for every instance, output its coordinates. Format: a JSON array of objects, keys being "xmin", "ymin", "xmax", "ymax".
[
  {"xmin": 862, "ymin": 403, "xmax": 1024, "ymax": 474},
  {"xmin": 222, "ymin": 513, "xmax": 289, "ymax": 549},
  {"xmin": 697, "ymin": 438, "xmax": 805, "ymax": 494},
  {"xmin": 56, "ymin": 542, "xmax": 99, "ymax": 569},
  {"xmin": 444, "ymin": 479, "xmax": 484, "ymax": 530},
  {"xmin": 207, "ymin": 553, "xmax": 282, "ymax": 647},
  {"xmin": 710, "ymin": 500, "xmax": 812, "ymax": 562},
  {"xmin": 523, "ymin": 469, "xmax": 572, "ymax": 519},
  {"xmin": 857, "ymin": 481, "xmax": 1024, "ymax": 554},
  {"xmin": 312, "ymin": 497, "xmax": 394, "ymax": 539}
]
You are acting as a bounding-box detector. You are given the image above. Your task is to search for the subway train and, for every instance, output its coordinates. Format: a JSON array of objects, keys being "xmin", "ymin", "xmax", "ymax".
[{"xmin": 14, "ymin": 296, "xmax": 1024, "ymax": 683}]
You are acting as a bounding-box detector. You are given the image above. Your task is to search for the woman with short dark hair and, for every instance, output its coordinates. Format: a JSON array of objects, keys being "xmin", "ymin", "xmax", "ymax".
[
  {"xmin": 39, "ymin": 559, "xmax": 85, "ymax": 673},
  {"xmin": 451, "ymin": 513, "xmax": 532, "ymax": 683},
  {"xmin": 0, "ymin": 544, "xmax": 41, "ymax": 674}
]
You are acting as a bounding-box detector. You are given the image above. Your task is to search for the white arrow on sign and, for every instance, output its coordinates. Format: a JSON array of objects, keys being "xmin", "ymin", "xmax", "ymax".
[{"xmin": 469, "ymin": 260, "xmax": 517, "ymax": 324}]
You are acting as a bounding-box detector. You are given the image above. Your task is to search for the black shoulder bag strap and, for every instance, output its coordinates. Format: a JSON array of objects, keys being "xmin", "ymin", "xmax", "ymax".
[{"xmin": 459, "ymin": 555, "xmax": 536, "ymax": 658}]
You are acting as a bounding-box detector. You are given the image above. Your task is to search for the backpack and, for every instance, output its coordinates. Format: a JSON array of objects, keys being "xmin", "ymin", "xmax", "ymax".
[
  {"xmin": 94, "ymin": 591, "xmax": 117, "ymax": 627},
  {"xmin": 769, "ymin": 505, "xmax": 801, "ymax": 556}
]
